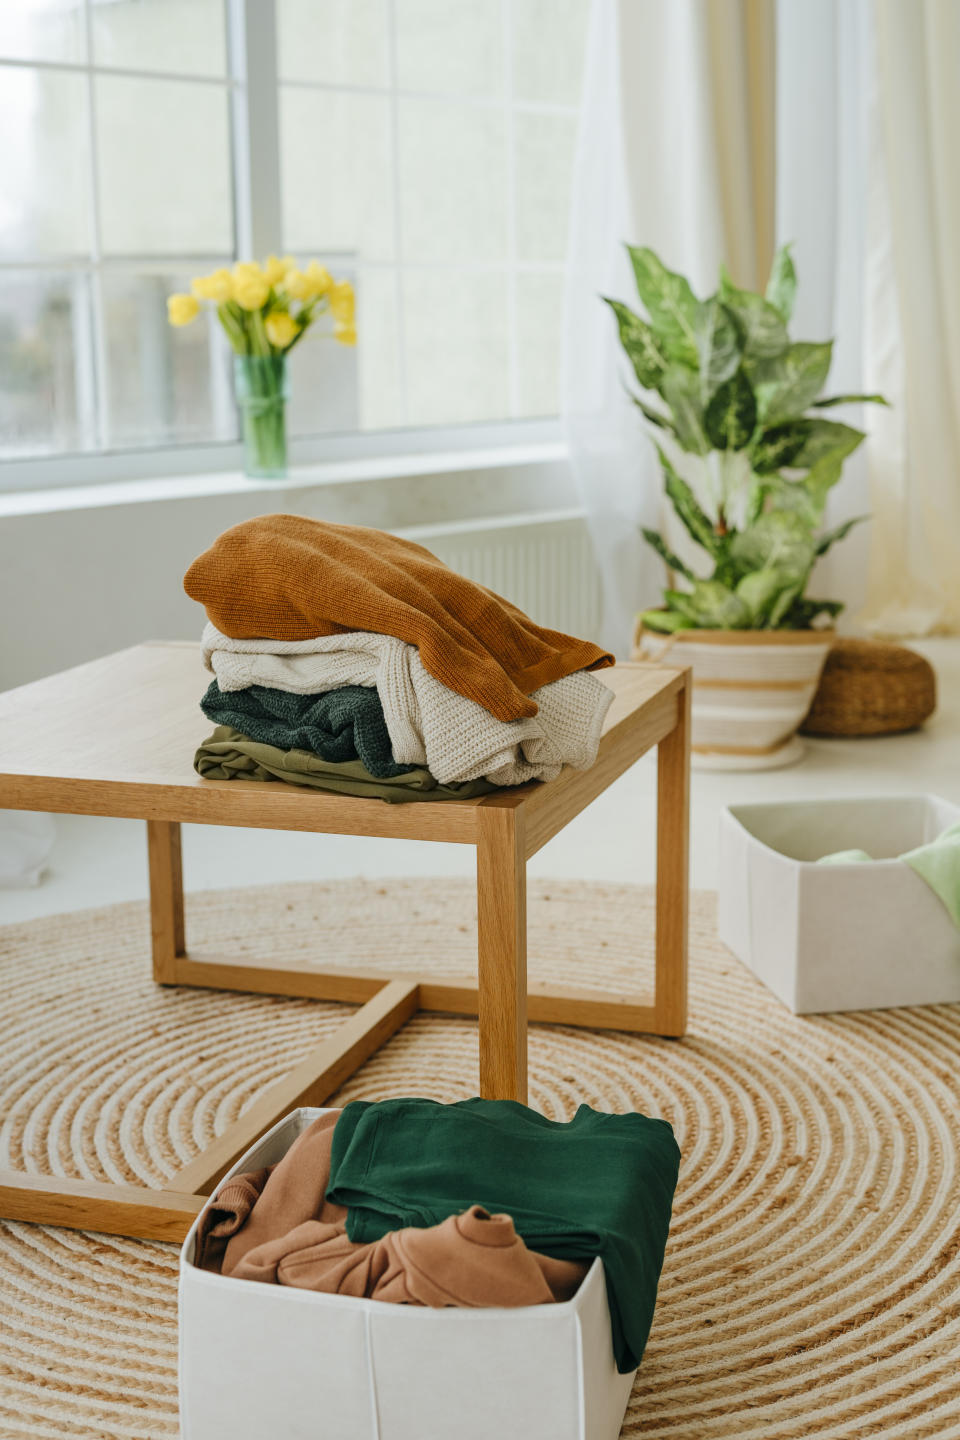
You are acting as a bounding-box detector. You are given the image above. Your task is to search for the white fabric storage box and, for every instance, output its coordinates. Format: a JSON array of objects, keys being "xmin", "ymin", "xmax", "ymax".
[
  {"xmin": 179, "ymin": 1108, "xmax": 636, "ymax": 1440},
  {"xmin": 717, "ymin": 794, "xmax": 960, "ymax": 1013}
]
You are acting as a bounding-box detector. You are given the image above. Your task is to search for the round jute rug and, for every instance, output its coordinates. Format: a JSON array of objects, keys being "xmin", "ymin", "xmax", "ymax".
[{"xmin": 1, "ymin": 878, "xmax": 959, "ymax": 1439}]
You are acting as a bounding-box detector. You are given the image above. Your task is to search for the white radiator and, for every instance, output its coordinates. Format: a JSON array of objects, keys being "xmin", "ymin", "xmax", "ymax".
[{"xmin": 397, "ymin": 508, "xmax": 602, "ymax": 641}]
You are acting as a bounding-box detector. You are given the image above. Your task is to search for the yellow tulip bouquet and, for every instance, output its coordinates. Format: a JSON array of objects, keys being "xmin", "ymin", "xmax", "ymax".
[{"xmin": 167, "ymin": 254, "xmax": 356, "ymax": 478}]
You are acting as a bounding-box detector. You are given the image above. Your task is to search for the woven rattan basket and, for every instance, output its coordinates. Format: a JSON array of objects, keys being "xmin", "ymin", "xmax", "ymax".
[{"xmin": 800, "ymin": 638, "xmax": 936, "ymax": 737}]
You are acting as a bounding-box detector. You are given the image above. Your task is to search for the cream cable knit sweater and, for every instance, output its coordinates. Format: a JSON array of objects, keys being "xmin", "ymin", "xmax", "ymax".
[{"xmin": 200, "ymin": 624, "xmax": 613, "ymax": 787}]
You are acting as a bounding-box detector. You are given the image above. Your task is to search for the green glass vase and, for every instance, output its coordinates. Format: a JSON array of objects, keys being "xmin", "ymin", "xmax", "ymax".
[{"xmin": 234, "ymin": 354, "xmax": 289, "ymax": 479}]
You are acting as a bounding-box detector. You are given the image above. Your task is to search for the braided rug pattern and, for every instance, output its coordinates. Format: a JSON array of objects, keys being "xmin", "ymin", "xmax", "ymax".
[{"xmin": 1, "ymin": 879, "xmax": 958, "ymax": 1439}]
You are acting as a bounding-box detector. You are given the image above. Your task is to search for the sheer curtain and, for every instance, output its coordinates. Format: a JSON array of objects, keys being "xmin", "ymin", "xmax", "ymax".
[
  {"xmin": 564, "ymin": 0, "xmax": 773, "ymax": 655},
  {"xmin": 564, "ymin": 0, "xmax": 960, "ymax": 651},
  {"xmin": 774, "ymin": 0, "xmax": 955, "ymax": 633},
  {"xmin": 561, "ymin": 0, "xmax": 650, "ymax": 657},
  {"xmin": 861, "ymin": 0, "xmax": 960, "ymax": 633}
]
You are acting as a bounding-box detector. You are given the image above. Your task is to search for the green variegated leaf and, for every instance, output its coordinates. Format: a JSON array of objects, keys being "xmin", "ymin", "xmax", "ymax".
[
  {"xmin": 603, "ymin": 298, "xmax": 668, "ymax": 389},
  {"xmin": 750, "ymin": 340, "xmax": 833, "ymax": 424},
  {"xmin": 661, "ymin": 365, "xmax": 710, "ymax": 454},
  {"xmin": 815, "ymin": 515, "xmax": 868, "ymax": 557},
  {"xmin": 744, "ymin": 473, "xmax": 768, "ymax": 527},
  {"xmin": 661, "ymin": 590, "xmax": 700, "ymax": 623},
  {"xmin": 695, "ymin": 297, "xmax": 743, "ymax": 399},
  {"xmin": 704, "ymin": 367, "xmax": 757, "ymax": 450},
  {"xmin": 640, "ymin": 608, "xmax": 694, "ymax": 634},
  {"xmin": 762, "ymin": 474, "xmax": 820, "ymax": 526},
  {"xmin": 780, "ymin": 596, "xmax": 844, "ymax": 628},
  {"xmin": 665, "ymin": 580, "xmax": 752, "ymax": 629},
  {"xmin": 728, "ymin": 510, "xmax": 816, "ymax": 581},
  {"xmin": 765, "ymin": 243, "xmax": 797, "ymax": 322},
  {"xmin": 812, "ymin": 393, "xmax": 889, "ymax": 409},
  {"xmin": 626, "ymin": 246, "xmax": 699, "ymax": 365},
  {"xmin": 641, "ymin": 527, "xmax": 697, "ymax": 581},
  {"xmin": 712, "ymin": 448, "xmax": 758, "ymax": 534},
  {"xmin": 802, "ymin": 451, "xmax": 849, "ymax": 521},
  {"xmin": 657, "ymin": 446, "xmax": 720, "ymax": 556},
  {"xmin": 718, "ymin": 266, "xmax": 790, "ymax": 358},
  {"xmin": 768, "ymin": 580, "xmax": 804, "ymax": 629},
  {"xmin": 791, "ymin": 418, "xmax": 864, "ymax": 469},
  {"xmin": 769, "ymin": 425, "xmax": 865, "ymax": 523},
  {"xmin": 736, "ymin": 567, "xmax": 792, "ymax": 625},
  {"xmin": 750, "ymin": 420, "xmax": 811, "ymax": 474},
  {"xmin": 632, "ymin": 396, "xmax": 677, "ymax": 433}
]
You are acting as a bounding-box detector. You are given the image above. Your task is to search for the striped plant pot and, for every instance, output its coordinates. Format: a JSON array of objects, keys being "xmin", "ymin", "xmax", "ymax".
[{"xmin": 632, "ymin": 622, "xmax": 833, "ymax": 770}]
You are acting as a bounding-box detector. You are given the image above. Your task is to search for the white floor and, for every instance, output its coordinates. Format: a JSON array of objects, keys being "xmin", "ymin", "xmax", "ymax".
[{"xmin": 3, "ymin": 639, "xmax": 958, "ymax": 927}]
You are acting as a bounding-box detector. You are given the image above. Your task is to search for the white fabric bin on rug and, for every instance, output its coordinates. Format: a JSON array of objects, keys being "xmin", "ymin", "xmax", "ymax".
[
  {"xmin": 179, "ymin": 1108, "xmax": 636, "ymax": 1440},
  {"xmin": 717, "ymin": 794, "xmax": 960, "ymax": 1014}
]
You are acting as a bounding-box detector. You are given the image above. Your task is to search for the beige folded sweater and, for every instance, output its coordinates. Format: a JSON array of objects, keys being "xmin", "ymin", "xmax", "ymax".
[{"xmin": 201, "ymin": 624, "xmax": 613, "ymax": 787}]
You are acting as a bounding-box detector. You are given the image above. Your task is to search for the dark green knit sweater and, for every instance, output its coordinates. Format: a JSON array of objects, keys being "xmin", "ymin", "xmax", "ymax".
[{"xmin": 200, "ymin": 681, "xmax": 408, "ymax": 778}]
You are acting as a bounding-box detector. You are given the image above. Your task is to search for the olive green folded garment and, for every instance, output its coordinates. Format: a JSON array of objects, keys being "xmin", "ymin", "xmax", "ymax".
[
  {"xmin": 194, "ymin": 726, "xmax": 495, "ymax": 803},
  {"xmin": 326, "ymin": 1097, "xmax": 681, "ymax": 1373}
]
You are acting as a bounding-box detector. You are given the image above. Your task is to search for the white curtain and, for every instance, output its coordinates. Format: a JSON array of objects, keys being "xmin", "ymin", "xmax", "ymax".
[
  {"xmin": 774, "ymin": 0, "xmax": 957, "ymax": 634},
  {"xmin": 561, "ymin": 0, "xmax": 651, "ymax": 657},
  {"xmin": 773, "ymin": 0, "xmax": 876, "ymax": 620},
  {"xmin": 861, "ymin": 0, "xmax": 960, "ymax": 633},
  {"xmin": 564, "ymin": 0, "xmax": 771, "ymax": 655},
  {"xmin": 565, "ymin": 0, "xmax": 960, "ymax": 650}
]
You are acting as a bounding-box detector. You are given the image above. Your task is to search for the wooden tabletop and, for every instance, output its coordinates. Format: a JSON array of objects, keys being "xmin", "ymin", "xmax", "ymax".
[{"xmin": 0, "ymin": 642, "xmax": 686, "ymax": 850}]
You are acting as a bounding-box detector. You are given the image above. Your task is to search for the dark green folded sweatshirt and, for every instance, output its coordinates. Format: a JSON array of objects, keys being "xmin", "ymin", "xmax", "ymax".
[
  {"xmin": 200, "ymin": 680, "xmax": 407, "ymax": 778},
  {"xmin": 326, "ymin": 1098, "xmax": 680, "ymax": 1372}
]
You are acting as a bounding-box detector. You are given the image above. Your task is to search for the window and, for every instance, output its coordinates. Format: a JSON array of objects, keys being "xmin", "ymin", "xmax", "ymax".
[
  {"xmin": 0, "ymin": 0, "xmax": 589, "ymax": 480},
  {"xmin": 0, "ymin": 0, "xmax": 238, "ymax": 464}
]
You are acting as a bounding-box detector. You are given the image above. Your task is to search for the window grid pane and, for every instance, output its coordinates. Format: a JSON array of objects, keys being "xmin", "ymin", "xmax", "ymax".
[
  {"xmin": 0, "ymin": 269, "xmax": 95, "ymax": 456},
  {"xmin": 89, "ymin": 0, "xmax": 227, "ymax": 78},
  {"xmin": 0, "ymin": 66, "xmax": 92, "ymax": 260},
  {"xmin": 95, "ymin": 75, "xmax": 234, "ymax": 257},
  {"xmin": 99, "ymin": 266, "xmax": 239, "ymax": 450},
  {"xmin": 277, "ymin": 0, "xmax": 587, "ymax": 433},
  {"xmin": 0, "ymin": 0, "xmax": 238, "ymax": 461}
]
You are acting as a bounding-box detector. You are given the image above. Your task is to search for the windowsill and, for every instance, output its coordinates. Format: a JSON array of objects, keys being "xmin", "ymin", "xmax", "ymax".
[{"xmin": 0, "ymin": 440, "xmax": 568, "ymax": 519}]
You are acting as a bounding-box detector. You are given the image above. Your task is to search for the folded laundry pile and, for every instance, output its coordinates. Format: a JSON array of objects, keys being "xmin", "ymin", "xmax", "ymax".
[
  {"xmin": 196, "ymin": 1098, "xmax": 681, "ymax": 1374},
  {"xmin": 184, "ymin": 515, "xmax": 615, "ymax": 799}
]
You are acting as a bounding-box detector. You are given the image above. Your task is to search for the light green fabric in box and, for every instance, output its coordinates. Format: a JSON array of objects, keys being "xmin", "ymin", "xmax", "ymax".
[{"xmin": 817, "ymin": 822, "xmax": 960, "ymax": 928}]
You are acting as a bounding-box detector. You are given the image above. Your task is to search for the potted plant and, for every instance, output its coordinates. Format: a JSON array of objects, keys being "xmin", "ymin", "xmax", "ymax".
[{"xmin": 607, "ymin": 244, "xmax": 887, "ymax": 769}]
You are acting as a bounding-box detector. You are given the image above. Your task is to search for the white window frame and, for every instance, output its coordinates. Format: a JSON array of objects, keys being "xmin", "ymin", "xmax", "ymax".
[{"xmin": 0, "ymin": 0, "xmax": 567, "ymax": 494}]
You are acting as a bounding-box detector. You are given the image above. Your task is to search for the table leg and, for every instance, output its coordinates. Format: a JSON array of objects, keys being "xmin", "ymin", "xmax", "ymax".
[
  {"xmin": 476, "ymin": 806, "xmax": 528, "ymax": 1103},
  {"xmin": 147, "ymin": 819, "xmax": 185, "ymax": 984},
  {"xmin": 655, "ymin": 676, "xmax": 691, "ymax": 1036}
]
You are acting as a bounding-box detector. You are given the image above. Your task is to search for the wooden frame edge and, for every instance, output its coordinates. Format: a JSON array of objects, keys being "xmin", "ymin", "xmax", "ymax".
[
  {"xmin": 0, "ymin": 1171, "xmax": 204, "ymax": 1243},
  {"xmin": 172, "ymin": 980, "xmax": 421, "ymax": 1196}
]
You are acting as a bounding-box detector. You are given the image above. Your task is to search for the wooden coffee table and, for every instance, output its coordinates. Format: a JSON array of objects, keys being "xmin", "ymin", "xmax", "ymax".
[{"xmin": 0, "ymin": 642, "xmax": 690, "ymax": 1241}]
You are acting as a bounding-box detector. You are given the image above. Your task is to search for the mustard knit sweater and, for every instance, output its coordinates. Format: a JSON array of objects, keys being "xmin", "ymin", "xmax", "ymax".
[{"xmin": 184, "ymin": 515, "xmax": 613, "ymax": 723}]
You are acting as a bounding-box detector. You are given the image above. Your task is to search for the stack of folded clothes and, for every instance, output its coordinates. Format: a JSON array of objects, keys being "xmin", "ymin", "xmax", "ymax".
[
  {"xmin": 194, "ymin": 1098, "xmax": 681, "ymax": 1373},
  {"xmin": 184, "ymin": 514, "xmax": 616, "ymax": 801}
]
